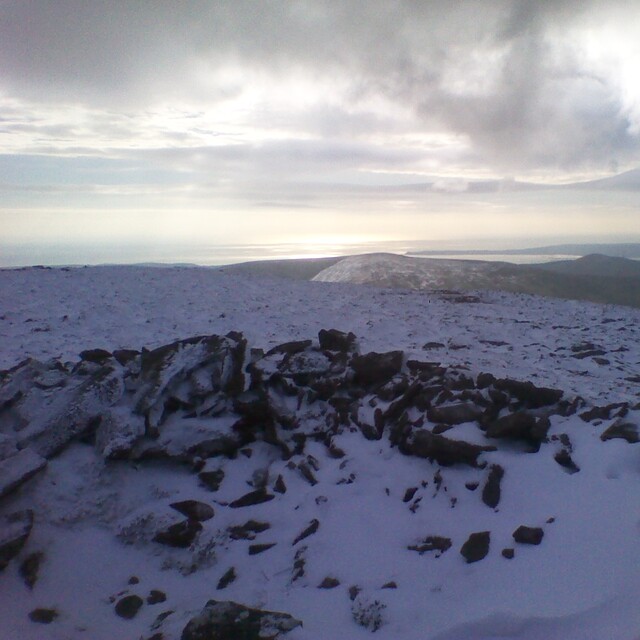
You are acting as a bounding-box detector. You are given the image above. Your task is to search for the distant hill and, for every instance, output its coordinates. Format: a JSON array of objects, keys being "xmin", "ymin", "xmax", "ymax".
[
  {"xmin": 312, "ymin": 253, "xmax": 640, "ymax": 308},
  {"xmin": 411, "ymin": 243, "xmax": 640, "ymax": 259},
  {"xmin": 216, "ymin": 256, "xmax": 343, "ymax": 280}
]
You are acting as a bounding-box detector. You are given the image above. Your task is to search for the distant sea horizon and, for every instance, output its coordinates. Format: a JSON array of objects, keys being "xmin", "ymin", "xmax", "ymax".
[{"xmin": 2, "ymin": 239, "xmax": 640, "ymax": 269}]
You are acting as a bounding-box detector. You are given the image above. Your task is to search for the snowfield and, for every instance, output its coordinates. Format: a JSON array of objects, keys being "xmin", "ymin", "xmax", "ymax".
[{"xmin": 1, "ymin": 264, "xmax": 640, "ymax": 640}]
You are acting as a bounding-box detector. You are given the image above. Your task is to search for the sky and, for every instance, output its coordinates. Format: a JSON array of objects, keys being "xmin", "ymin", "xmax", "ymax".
[{"xmin": 1, "ymin": 1, "xmax": 640, "ymax": 265}]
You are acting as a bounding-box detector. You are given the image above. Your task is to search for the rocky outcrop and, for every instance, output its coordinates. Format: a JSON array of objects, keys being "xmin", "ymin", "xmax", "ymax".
[
  {"xmin": 181, "ymin": 600, "xmax": 302, "ymax": 640},
  {"xmin": 600, "ymin": 420, "xmax": 639, "ymax": 443},
  {"xmin": 401, "ymin": 429, "xmax": 495, "ymax": 467},
  {"xmin": 460, "ymin": 531, "xmax": 490, "ymax": 563},
  {"xmin": 513, "ymin": 525, "xmax": 544, "ymax": 545},
  {"xmin": 0, "ymin": 447, "xmax": 47, "ymax": 499}
]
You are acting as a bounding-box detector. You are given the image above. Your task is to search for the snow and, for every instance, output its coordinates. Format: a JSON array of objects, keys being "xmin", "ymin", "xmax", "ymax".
[{"xmin": 1, "ymin": 264, "xmax": 640, "ymax": 639}]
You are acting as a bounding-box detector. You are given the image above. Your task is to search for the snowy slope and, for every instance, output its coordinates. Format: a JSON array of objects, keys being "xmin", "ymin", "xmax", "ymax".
[{"xmin": 1, "ymin": 265, "xmax": 640, "ymax": 640}]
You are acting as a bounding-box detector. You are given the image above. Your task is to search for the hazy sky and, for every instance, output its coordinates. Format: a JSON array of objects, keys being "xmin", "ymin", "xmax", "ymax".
[{"xmin": 1, "ymin": 1, "xmax": 640, "ymax": 263}]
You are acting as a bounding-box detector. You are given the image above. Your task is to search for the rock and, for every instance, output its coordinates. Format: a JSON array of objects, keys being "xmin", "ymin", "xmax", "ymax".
[
  {"xmin": 19, "ymin": 551, "xmax": 44, "ymax": 589},
  {"xmin": 0, "ymin": 510, "xmax": 34, "ymax": 571},
  {"xmin": 0, "ymin": 447, "xmax": 47, "ymax": 499},
  {"xmin": 318, "ymin": 576, "xmax": 340, "ymax": 589},
  {"xmin": 94, "ymin": 409, "xmax": 145, "ymax": 459},
  {"xmin": 580, "ymin": 403, "xmax": 628, "ymax": 422},
  {"xmin": 199, "ymin": 468, "xmax": 225, "ymax": 492},
  {"xmin": 273, "ymin": 474, "xmax": 287, "ymax": 494},
  {"xmin": 79, "ymin": 348, "xmax": 112, "ymax": 364},
  {"xmin": 115, "ymin": 594, "xmax": 144, "ymax": 619},
  {"xmin": 600, "ymin": 420, "xmax": 640, "ymax": 444},
  {"xmin": 181, "ymin": 600, "xmax": 302, "ymax": 640},
  {"xmin": 113, "ymin": 349, "xmax": 140, "ymax": 366},
  {"xmin": 350, "ymin": 351, "xmax": 403, "ymax": 386},
  {"xmin": 381, "ymin": 581, "xmax": 397, "ymax": 589},
  {"xmin": 292, "ymin": 519, "xmax": 319, "ymax": 545},
  {"xmin": 482, "ymin": 464, "xmax": 504, "ymax": 509},
  {"xmin": 485, "ymin": 411, "xmax": 550, "ymax": 448},
  {"xmin": 147, "ymin": 590, "xmax": 167, "ymax": 605},
  {"xmin": 502, "ymin": 548, "xmax": 515, "ymax": 559},
  {"xmin": 228, "ymin": 520, "xmax": 270, "ymax": 540},
  {"xmin": 494, "ymin": 379, "xmax": 563, "ymax": 408},
  {"xmin": 554, "ymin": 448, "xmax": 580, "ymax": 473},
  {"xmin": 403, "ymin": 487, "xmax": 418, "ymax": 503},
  {"xmin": 249, "ymin": 543, "xmax": 277, "ymax": 555},
  {"xmin": 292, "ymin": 546, "xmax": 306, "ymax": 582},
  {"xmin": 476, "ymin": 372, "xmax": 496, "ymax": 389},
  {"xmin": 28, "ymin": 608, "xmax": 58, "ymax": 624},
  {"xmin": 513, "ymin": 525, "xmax": 544, "ymax": 545},
  {"xmin": 153, "ymin": 520, "xmax": 202, "ymax": 548},
  {"xmin": 422, "ymin": 342, "xmax": 445, "ymax": 350},
  {"xmin": 460, "ymin": 531, "xmax": 490, "ymax": 563},
  {"xmin": 401, "ymin": 429, "xmax": 495, "ymax": 467},
  {"xmin": 407, "ymin": 536, "xmax": 452, "ymax": 555},
  {"xmin": 266, "ymin": 340, "xmax": 313, "ymax": 357},
  {"xmin": 229, "ymin": 489, "xmax": 275, "ymax": 509},
  {"xmin": 427, "ymin": 402, "xmax": 483, "ymax": 426},
  {"xmin": 318, "ymin": 329, "xmax": 357, "ymax": 352},
  {"xmin": 169, "ymin": 500, "xmax": 215, "ymax": 522},
  {"xmin": 217, "ymin": 567, "xmax": 237, "ymax": 590}
]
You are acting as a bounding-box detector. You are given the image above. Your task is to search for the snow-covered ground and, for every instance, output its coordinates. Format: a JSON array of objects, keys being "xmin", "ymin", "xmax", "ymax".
[{"xmin": 1, "ymin": 265, "xmax": 640, "ymax": 640}]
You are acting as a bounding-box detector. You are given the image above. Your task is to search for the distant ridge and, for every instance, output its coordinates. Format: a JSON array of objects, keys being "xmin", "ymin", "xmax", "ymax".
[{"xmin": 411, "ymin": 243, "xmax": 640, "ymax": 259}]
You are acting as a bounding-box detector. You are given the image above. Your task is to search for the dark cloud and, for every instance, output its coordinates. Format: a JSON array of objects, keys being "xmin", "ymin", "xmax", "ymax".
[{"xmin": 0, "ymin": 1, "xmax": 638, "ymax": 175}]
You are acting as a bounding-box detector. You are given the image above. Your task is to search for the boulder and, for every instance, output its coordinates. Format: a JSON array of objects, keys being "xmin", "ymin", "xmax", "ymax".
[
  {"xmin": 153, "ymin": 520, "xmax": 202, "ymax": 548},
  {"xmin": 0, "ymin": 447, "xmax": 47, "ymax": 499},
  {"xmin": 0, "ymin": 510, "xmax": 34, "ymax": 571},
  {"xmin": 181, "ymin": 600, "xmax": 302, "ymax": 640},
  {"xmin": 401, "ymin": 429, "xmax": 495, "ymax": 467},
  {"xmin": 486, "ymin": 411, "xmax": 550, "ymax": 449},
  {"xmin": 513, "ymin": 525, "xmax": 544, "ymax": 545},
  {"xmin": 482, "ymin": 464, "xmax": 504, "ymax": 509},
  {"xmin": 427, "ymin": 402, "xmax": 483, "ymax": 426},
  {"xmin": 115, "ymin": 594, "xmax": 144, "ymax": 619},
  {"xmin": 350, "ymin": 351, "xmax": 403, "ymax": 386},
  {"xmin": 460, "ymin": 531, "xmax": 490, "ymax": 563},
  {"xmin": 229, "ymin": 489, "xmax": 275, "ymax": 509},
  {"xmin": 169, "ymin": 500, "xmax": 215, "ymax": 522},
  {"xmin": 407, "ymin": 536, "xmax": 452, "ymax": 555},
  {"xmin": 318, "ymin": 329, "xmax": 357, "ymax": 352},
  {"xmin": 19, "ymin": 551, "xmax": 44, "ymax": 589},
  {"xmin": 494, "ymin": 379, "xmax": 563, "ymax": 408},
  {"xmin": 600, "ymin": 420, "xmax": 639, "ymax": 444},
  {"xmin": 28, "ymin": 608, "xmax": 58, "ymax": 624}
]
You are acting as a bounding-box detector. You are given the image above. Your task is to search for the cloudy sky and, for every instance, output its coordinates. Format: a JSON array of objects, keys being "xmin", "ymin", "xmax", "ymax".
[{"xmin": 1, "ymin": 1, "xmax": 640, "ymax": 264}]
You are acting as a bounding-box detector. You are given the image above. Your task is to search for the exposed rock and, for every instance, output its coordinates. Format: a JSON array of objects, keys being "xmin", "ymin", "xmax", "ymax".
[
  {"xmin": 147, "ymin": 590, "xmax": 167, "ymax": 605},
  {"xmin": 228, "ymin": 520, "xmax": 270, "ymax": 541},
  {"xmin": 401, "ymin": 429, "xmax": 495, "ymax": 467},
  {"xmin": 79, "ymin": 348, "xmax": 112, "ymax": 364},
  {"xmin": 153, "ymin": 520, "xmax": 202, "ymax": 548},
  {"xmin": 476, "ymin": 372, "xmax": 496, "ymax": 389},
  {"xmin": 460, "ymin": 531, "xmax": 490, "ymax": 563},
  {"xmin": 115, "ymin": 594, "xmax": 144, "ymax": 619},
  {"xmin": 19, "ymin": 551, "xmax": 44, "ymax": 589},
  {"xmin": 486, "ymin": 411, "xmax": 550, "ymax": 448},
  {"xmin": 318, "ymin": 329, "xmax": 357, "ymax": 352},
  {"xmin": 169, "ymin": 500, "xmax": 215, "ymax": 522},
  {"xmin": 513, "ymin": 525, "xmax": 544, "ymax": 545},
  {"xmin": 181, "ymin": 600, "xmax": 302, "ymax": 640},
  {"xmin": 502, "ymin": 548, "xmax": 515, "ymax": 559},
  {"xmin": 292, "ymin": 546, "xmax": 306, "ymax": 582},
  {"xmin": 482, "ymin": 464, "xmax": 504, "ymax": 509},
  {"xmin": 28, "ymin": 608, "xmax": 58, "ymax": 624},
  {"xmin": 0, "ymin": 447, "xmax": 47, "ymax": 499},
  {"xmin": 94, "ymin": 409, "xmax": 145, "ymax": 459},
  {"xmin": 600, "ymin": 420, "xmax": 639, "ymax": 444},
  {"xmin": 0, "ymin": 509, "xmax": 34, "ymax": 571},
  {"xmin": 422, "ymin": 342, "xmax": 445, "ymax": 350},
  {"xmin": 318, "ymin": 576, "xmax": 340, "ymax": 589},
  {"xmin": 273, "ymin": 474, "xmax": 287, "ymax": 494},
  {"xmin": 266, "ymin": 340, "xmax": 312, "ymax": 357},
  {"xmin": 217, "ymin": 567, "xmax": 237, "ymax": 590},
  {"xmin": 381, "ymin": 581, "xmax": 398, "ymax": 589},
  {"xmin": 113, "ymin": 349, "xmax": 140, "ymax": 366},
  {"xmin": 403, "ymin": 487, "xmax": 418, "ymax": 503},
  {"xmin": 249, "ymin": 543, "xmax": 277, "ymax": 555},
  {"xmin": 229, "ymin": 489, "xmax": 275, "ymax": 509},
  {"xmin": 407, "ymin": 536, "xmax": 452, "ymax": 555},
  {"xmin": 554, "ymin": 448, "xmax": 580, "ymax": 473},
  {"xmin": 494, "ymin": 379, "xmax": 563, "ymax": 408},
  {"xmin": 428, "ymin": 402, "xmax": 483, "ymax": 426},
  {"xmin": 199, "ymin": 469, "xmax": 225, "ymax": 492},
  {"xmin": 292, "ymin": 519, "xmax": 319, "ymax": 546},
  {"xmin": 580, "ymin": 403, "xmax": 628, "ymax": 422},
  {"xmin": 350, "ymin": 351, "xmax": 403, "ymax": 386}
]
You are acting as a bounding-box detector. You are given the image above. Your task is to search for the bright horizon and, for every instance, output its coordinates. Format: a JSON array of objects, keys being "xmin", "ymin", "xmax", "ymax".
[{"xmin": 1, "ymin": 2, "xmax": 640, "ymax": 264}]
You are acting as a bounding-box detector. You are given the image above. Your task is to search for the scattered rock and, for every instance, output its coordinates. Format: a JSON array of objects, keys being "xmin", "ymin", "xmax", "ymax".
[
  {"xmin": 273, "ymin": 474, "xmax": 287, "ymax": 494},
  {"xmin": 79, "ymin": 348, "xmax": 112, "ymax": 364},
  {"xmin": 408, "ymin": 536, "xmax": 452, "ymax": 555},
  {"xmin": 600, "ymin": 420, "xmax": 639, "ymax": 444},
  {"xmin": 20, "ymin": 551, "xmax": 44, "ymax": 589},
  {"xmin": 427, "ymin": 403, "xmax": 483, "ymax": 426},
  {"xmin": 28, "ymin": 608, "xmax": 58, "ymax": 624},
  {"xmin": 153, "ymin": 520, "xmax": 202, "ymax": 548},
  {"xmin": 554, "ymin": 448, "xmax": 580, "ymax": 473},
  {"xmin": 460, "ymin": 531, "xmax": 490, "ymax": 563},
  {"xmin": 486, "ymin": 411, "xmax": 550, "ymax": 449},
  {"xmin": 229, "ymin": 489, "xmax": 275, "ymax": 509},
  {"xmin": 482, "ymin": 464, "xmax": 504, "ymax": 509},
  {"xmin": 199, "ymin": 469, "xmax": 225, "ymax": 492},
  {"xmin": 292, "ymin": 519, "xmax": 319, "ymax": 545},
  {"xmin": 0, "ymin": 510, "xmax": 34, "ymax": 571},
  {"xmin": 381, "ymin": 581, "xmax": 397, "ymax": 589},
  {"xmin": 494, "ymin": 379, "xmax": 563, "ymax": 408},
  {"xmin": 217, "ymin": 567, "xmax": 237, "ymax": 590},
  {"xmin": 351, "ymin": 351, "xmax": 403, "ymax": 386},
  {"xmin": 401, "ymin": 429, "xmax": 495, "ymax": 467},
  {"xmin": 0, "ymin": 447, "xmax": 47, "ymax": 499},
  {"xmin": 169, "ymin": 500, "xmax": 215, "ymax": 522},
  {"xmin": 502, "ymin": 548, "xmax": 515, "ymax": 559},
  {"xmin": 181, "ymin": 600, "xmax": 302, "ymax": 640},
  {"xmin": 403, "ymin": 487, "xmax": 418, "ymax": 502},
  {"xmin": 115, "ymin": 594, "xmax": 144, "ymax": 619},
  {"xmin": 318, "ymin": 329, "xmax": 356, "ymax": 352},
  {"xmin": 249, "ymin": 543, "xmax": 277, "ymax": 555},
  {"xmin": 147, "ymin": 590, "xmax": 167, "ymax": 605},
  {"xmin": 228, "ymin": 520, "xmax": 271, "ymax": 541},
  {"xmin": 513, "ymin": 525, "xmax": 544, "ymax": 545},
  {"xmin": 318, "ymin": 576, "xmax": 340, "ymax": 589}
]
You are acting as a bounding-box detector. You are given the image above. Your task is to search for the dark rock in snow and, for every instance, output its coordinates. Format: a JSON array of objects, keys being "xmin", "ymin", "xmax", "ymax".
[
  {"xmin": 401, "ymin": 429, "xmax": 495, "ymax": 467},
  {"xmin": 28, "ymin": 608, "xmax": 58, "ymax": 624},
  {"xmin": 408, "ymin": 536, "xmax": 452, "ymax": 555},
  {"xmin": 229, "ymin": 489, "xmax": 275, "ymax": 508},
  {"xmin": 427, "ymin": 402, "xmax": 483, "ymax": 426},
  {"xmin": 0, "ymin": 509, "xmax": 34, "ymax": 571},
  {"xmin": 115, "ymin": 594, "xmax": 144, "ymax": 619},
  {"xmin": 147, "ymin": 590, "xmax": 167, "ymax": 605},
  {"xmin": 217, "ymin": 567, "xmax": 237, "ymax": 590},
  {"xmin": 494, "ymin": 378, "xmax": 563, "ymax": 408},
  {"xmin": 580, "ymin": 403, "xmax": 628, "ymax": 422},
  {"xmin": 381, "ymin": 581, "xmax": 398, "ymax": 589},
  {"xmin": 199, "ymin": 468, "xmax": 225, "ymax": 492},
  {"xmin": 502, "ymin": 548, "xmax": 515, "ymax": 559},
  {"xmin": 20, "ymin": 551, "xmax": 44, "ymax": 589},
  {"xmin": 228, "ymin": 520, "xmax": 270, "ymax": 541},
  {"xmin": 181, "ymin": 600, "xmax": 302, "ymax": 640},
  {"xmin": 112, "ymin": 349, "xmax": 140, "ymax": 366},
  {"xmin": 292, "ymin": 546, "xmax": 306, "ymax": 582},
  {"xmin": 169, "ymin": 500, "xmax": 215, "ymax": 522},
  {"xmin": 318, "ymin": 329, "xmax": 357, "ymax": 352},
  {"xmin": 600, "ymin": 420, "xmax": 640, "ymax": 444},
  {"xmin": 153, "ymin": 520, "xmax": 202, "ymax": 548},
  {"xmin": 249, "ymin": 543, "xmax": 277, "ymax": 555},
  {"xmin": 482, "ymin": 464, "xmax": 504, "ymax": 509},
  {"xmin": 403, "ymin": 487, "xmax": 419, "ymax": 503},
  {"xmin": 486, "ymin": 411, "xmax": 550, "ymax": 449},
  {"xmin": 513, "ymin": 525, "xmax": 544, "ymax": 545},
  {"xmin": 292, "ymin": 519, "xmax": 320, "ymax": 546},
  {"xmin": 79, "ymin": 348, "xmax": 112, "ymax": 364},
  {"xmin": 554, "ymin": 448, "xmax": 580, "ymax": 473},
  {"xmin": 476, "ymin": 372, "xmax": 496, "ymax": 389},
  {"xmin": 273, "ymin": 474, "xmax": 287, "ymax": 494},
  {"xmin": 318, "ymin": 576, "xmax": 340, "ymax": 589},
  {"xmin": 350, "ymin": 351, "xmax": 403, "ymax": 386},
  {"xmin": 460, "ymin": 531, "xmax": 491, "ymax": 563}
]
